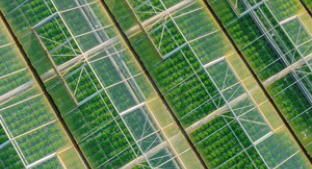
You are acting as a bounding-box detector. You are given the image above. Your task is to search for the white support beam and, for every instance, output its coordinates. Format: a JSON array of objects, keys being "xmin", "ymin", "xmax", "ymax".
[
  {"xmin": 32, "ymin": 12, "xmax": 58, "ymax": 30},
  {"xmin": 0, "ymin": 140, "xmax": 10, "ymax": 149},
  {"xmin": 203, "ymin": 56, "xmax": 225, "ymax": 68},
  {"xmin": 0, "ymin": 82, "xmax": 33, "ymax": 104},
  {"xmin": 26, "ymin": 153, "xmax": 56, "ymax": 169},
  {"xmin": 263, "ymin": 53, "xmax": 312, "ymax": 86},
  {"xmin": 279, "ymin": 15, "xmax": 297, "ymax": 25},
  {"xmin": 0, "ymin": 68, "xmax": 27, "ymax": 80},
  {"xmin": 253, "ymin": 131, "xmax": 273, "ymax": 145},
  {"xmin": 239, "ymin": 1, "xmax": 264, "ymax": 18}
]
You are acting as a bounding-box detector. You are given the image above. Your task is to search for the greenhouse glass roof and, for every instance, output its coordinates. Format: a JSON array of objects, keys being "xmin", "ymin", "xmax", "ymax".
[{"xmin": 0, "ymin": 0, "xmax": 312, "ymax": 168}]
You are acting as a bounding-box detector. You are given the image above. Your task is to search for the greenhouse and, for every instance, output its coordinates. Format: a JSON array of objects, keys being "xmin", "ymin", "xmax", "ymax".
[{"xmin": 0, "ymin": 0, "xmax": 312, "ymax": 168}]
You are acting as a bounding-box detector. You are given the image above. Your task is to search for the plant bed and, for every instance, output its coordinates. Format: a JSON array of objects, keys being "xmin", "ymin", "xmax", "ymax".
[
  {"xmin": 128, "ymin": 0, "xmax": 164, "ymax": 21},
  {"xmin": 267, "ymin": 74, "xmax": 312, "ymax": 155},
  {"xmin": 207, "ymin": 0, "xmax": 287, "ymax": 81},
  {"xmin": 191, "ymin": 116, "xmax": 256, "ymax": 168},
  {"xmin": 0, "ymin": 139, "xmax": 24, "ymax": 169},
  {"xmin": 0, "ymin": 45, "xmax": 32, "ymax": 95},
  {"xmin": 15, "ymin": 122, "xmax": 68, "ymax": 164}
]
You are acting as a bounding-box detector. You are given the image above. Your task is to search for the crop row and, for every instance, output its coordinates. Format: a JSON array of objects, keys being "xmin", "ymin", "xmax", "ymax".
[
  {"xmin": 62, "ymin": 58, "xmax": 171, "ymax": 167},
  {"xmin": 251, "ymin": 1, "xmax": 309, "ymax": 64},
  {"xmin": 124, "ymin": 3, "xmax": 275, "ymax": 168},
  {"xmin": 265, "ymin": 0, "xmax": 301, "ymax": 21},
  {"xmin": 208, "ymin": 0, "xmax": 312, "ymax": 157},
  {"xmin": 0, "ymin": 67, "xmax": 31, "ymax": 96},
  {"xmin": 190, "ymin": 32, "xmax": 229, "ymax": 65},
  {"xmin": 299, "ymin": 71, "xmax": 312, "ymax": 99},
  {"xmin": 222, "ymin": 0, "xmax": 307, "ymax": 77},
  {"xmin": 64, "ymin": 93, "xmax": 117, "ymax": 141},
  {"xmin": 0, "ymin": 1, "xmax": 143, "ymax": 168},
  {"xmin": 65, "ymin": 64, "xmax": 101, "ymax": 102},
  {"xmin": 235, "ymin": 0, "xmax": 312, "ymax": 156},
  {"xmin": 0, "ymin": 26, "xmax": 10, "ymax": 45},
  {"xmin": 34, "ymin": 6, "xmax": 140, "ymax": 107},
  {"xmin": 0, "ymin": 138, "xmax": 24, "ymax": 169},
  {"xmin": 209, "ymin": 0, "xmax": 289, "ymax": 81},
  {"xmin": 191, "ymin": 116, "xmax": 267, "ymax": 168},
  {"xmin": 149, "ymin": 45, "xmax": 223, "ymax": 127},
  {"xmin": 268, "ymin": 75, "xmax": 311, "ymax": 120},
  {"xmin": 63, "ymin": 87, "xmax": 159, "ymax": 168},
  {"xmin": 192, "ymin": 113, "xmax": 308, "ymax": 168},
  {"xmin": 150, "ymin": 48, "xmax": 219, "ymax": 126},
  {"xmin": 256, "ymin": 131, "xmax": 305, "ymax": 168},
  {"xmin": 174, "ymin": 5, "xmax": 217, "ymax": 41},
  {"xmin": 10, "ymin": 0, "xmax": 175, "ymax": 167},
  {"xmin": 253, "ymin": 5, "xmax": 307, "ymax": 64},
  {"xmin": 149, "ymin": 40, "xmax": 239, "ymax": 126},
  {"xmin": 35, "ymin": 1, "xmax": 122, "ymax": 66},
  {"xmin": 79, "ymin": 118, "xmax": 139, "ymax": 168},
  {"xmin": 1, "ymin": 91, "xmax": 56, "ymax": 137},
  {"xmin": 125, "ymin": 1, "xmax": 312, "ymax": 168},
  {"xmin": 31, "ymin": 157, "xmax": 61, "ymax": 169},
  {"xmin": 36, "ymin": 16, "xmax": 79, "ymax": 66},
  {"xmin": 165, "ymin": 71, "xmax": 219, "ymax": 127},
  {"xmin": 228, "ymin": 0, "xmax": 247, "ymax": 14},
  {"xmin": 148, "ymin": 148, "xmax": 178, "ymax": 168},
  {"xmin": 89, "ymin": 48, "xmax": 143, "ymax": 89},
  {"xmin": 16, "ymin": 122, "xmax": 68, "ymax": 164},
  {"xmin": 0, "ymin": 46, "xmax": 32, "ymax": 95},
  {"xmin": 0, "ymin": 0, "xmax": 56, "ymax": 36},
  {"xmin": 59, "ymin": 2, "xmax": 118, "ymax": 52},
  {"xmin": 123, "ymin": 108, "xmax": 159, "ymax": 141},
  {"xmin": 55, "ymin": 22, "xmax": 167, "ymax": 167},
  {"xmin": 1, "ymin": 125, "xmax": 23, "ymax": 169},
  {"xmin": 0, "ymin": 1, "xmax": 90, "ymax": 166},
  {"xmin": 64, "ymin": 74, "xmax": 139, "ymax": 167},
  {"xmin": 174, "ymin": 2, "xmax": 231, "ymax": 65},
  {"xmin": 149, "ymin": 20, "xmax": 185, "ymax": 56},
  {"xmin": 129, "ymin": 0, "xmax": 164, "ymax": 21},
  {"xmin": 64, "ymin": 57, "xmax": 140, "ymax": 112},
  {"xmin": 220, "ymin": 101, "xmax": 270, "ymax": 142},
  {"xmin": 137, "ymin": 3, "xmax": 229, "ymax": 127},
  {"xmin": 0, "ymin": 128, "xmax": 7, "ymax": 144},
  {"xmin": 109, "ymin": 82, "xmax": 139, "ymax": 112},
  {"xmin": 151, "ymin": 51, "xmax": 194, "ymax": 91},
  {"xmin": 48, "ymin": 0, "xmax": 145, "ymax": 108},
  {"xmin": 277, "ymin": 153, "xmax": 311, "ymax": 169},
  {"xmin": 282, "ymin": 19, "xmax": 310, "ymax": 47},
  {"xmin": 267, "ymin": 74, "xmax": 312, "ymax": 156}
]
